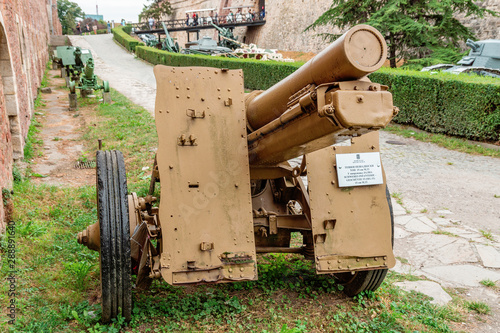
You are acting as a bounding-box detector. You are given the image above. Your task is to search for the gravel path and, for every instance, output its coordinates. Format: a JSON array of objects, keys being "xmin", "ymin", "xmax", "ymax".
[{"xmin": 381, "ymin": 131, "xmax": 500, "ymax": 233}]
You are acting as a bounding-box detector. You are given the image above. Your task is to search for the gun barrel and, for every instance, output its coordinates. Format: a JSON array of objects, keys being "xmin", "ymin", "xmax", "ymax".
[{"xmin": 245, "ymin": 25, "xmax": 387, "ymax": 131}]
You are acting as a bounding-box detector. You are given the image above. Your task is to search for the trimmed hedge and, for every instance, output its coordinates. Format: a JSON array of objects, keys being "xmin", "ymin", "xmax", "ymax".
[
  {"xmin": 112, "ymin": 25, "xmax": 143, "ymax": 52},
  {"xmin": 135, "ymin": 46, "xmax": 301, "ymax": 90},
  {"xmin": 123, "ymin": 40, "xmax": 500, "ymax": 142},
  {"xmin": 371, "ymin": 69, "xmax": 500, "ymax": 141}
]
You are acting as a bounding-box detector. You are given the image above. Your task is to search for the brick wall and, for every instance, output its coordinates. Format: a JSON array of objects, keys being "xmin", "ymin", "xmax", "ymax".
[
  {"xmin": 0, "ymin": 0, "xmax": 61, "ymax": 229},
  {"xmin": 167, "ymin": 0, "xmax": 499, "ymax": 53}
]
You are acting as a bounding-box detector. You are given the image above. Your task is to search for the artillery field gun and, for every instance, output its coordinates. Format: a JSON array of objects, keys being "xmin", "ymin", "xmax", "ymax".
[
  {"xmin": 211, "ymin": 22, "xmax": 239, "ymax": 49},
  {"xmin": 77, "ymin": 24, "xmax": 398, "ymax": 322},
  {"xmin": 53, "ymin": 45, "xmax": 110, "ymax": 110},
  {"xmin": 52, "ymin": 46, "xmax": 92, "ymax": 86},
  {"xmin": 68, "ymin": 58, "xmax": 110, "ymax": 109}
]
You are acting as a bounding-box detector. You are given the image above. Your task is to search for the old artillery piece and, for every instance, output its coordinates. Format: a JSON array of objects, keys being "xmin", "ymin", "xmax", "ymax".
[
  {"xmin": 52, "ymin": 46, "xmax": 92, "ymax": 87},
  {"xmin": 68, "ymin": 58, "xmax": 111, "ymax": 110},
  {"xmin": 77, "ymin": 24, "xmax": 397, "ymax": 322},
  {"xmin": 211, "ymin": 22, "xmax": 239, "ymax": 49}
]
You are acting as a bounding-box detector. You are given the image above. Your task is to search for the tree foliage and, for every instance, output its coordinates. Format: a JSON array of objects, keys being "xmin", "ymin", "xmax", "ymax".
[
  {"xmin": 139, "ymin": 0, "xmax": 173, "ymax": 22},
  {"xmin": 307, "ymin": 0, "xmax": 497, "ymax": 67},
  {"xmin": 57, "ymin": 0, "xmax": 85, "ymax": 34}
]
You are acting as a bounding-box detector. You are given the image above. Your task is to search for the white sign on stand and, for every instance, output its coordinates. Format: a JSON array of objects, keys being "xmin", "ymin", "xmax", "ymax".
[{"xmin": 336, "ymin": 152, "xmax": 383, "ymax": 187}]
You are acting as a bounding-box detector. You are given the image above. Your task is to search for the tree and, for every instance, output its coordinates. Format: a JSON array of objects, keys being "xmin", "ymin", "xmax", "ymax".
[
  {"xmin": 57, "ymin": 0, "xmax": 85, "ymax": 34},
  {"xmin": 139, "ymin": 0, "xmax": 173, "ymax": 22},
  {"xmin": 307, "ymin": 0, "xmax": 497, "ymax": 68}
]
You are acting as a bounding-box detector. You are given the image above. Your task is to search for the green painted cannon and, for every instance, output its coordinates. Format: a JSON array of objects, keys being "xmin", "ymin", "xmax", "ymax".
[
  {"xmin": 68, "ymin": 58, "xmax": 111, "ymax": 110},
  {"xmin": 210, "ymin": 23, "xmax": 239, "ymax": 49},
  {"xmin": 53, "ymin": 46, "xmax": 92, "ymax": 87},
  {"xmin": 161, "ymin": 22, "xmax": 180, "ymax": 53}
]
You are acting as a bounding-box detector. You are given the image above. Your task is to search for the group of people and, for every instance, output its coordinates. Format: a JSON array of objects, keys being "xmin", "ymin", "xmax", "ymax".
[
  {"xmin": 75, "ymin": 21, "xmax": 112, "ymax": 35},
  {"xmin": 184, "ymin": 7, "xmax": 265, "ymax": 27},
  {"xmin": 185, "ymin": 11, "xmax": 217, "ymax": 27}
]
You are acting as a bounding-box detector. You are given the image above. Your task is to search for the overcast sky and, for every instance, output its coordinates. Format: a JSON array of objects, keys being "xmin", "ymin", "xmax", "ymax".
[{"xmin": 71, "ymin": 0, "xmax": 148, "ymax": 23}]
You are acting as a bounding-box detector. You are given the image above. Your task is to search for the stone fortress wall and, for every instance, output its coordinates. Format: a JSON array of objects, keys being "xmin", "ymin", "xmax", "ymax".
[
  {"xmin": 0, "ymin": 0, "xmax": 61, "ymax": 226},
  {"xmin": 166, "ymin": 0, "xmax": 499, "ymax": 53}
]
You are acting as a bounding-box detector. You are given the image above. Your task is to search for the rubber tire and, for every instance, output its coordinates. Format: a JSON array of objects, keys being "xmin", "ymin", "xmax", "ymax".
[
  {"xmin": 334, "ymin": 187, "xmax": 394, "ymax": 297},
  {"xmin": 97, "ymin": 150, "xmax": 132, "ymax": 323}
]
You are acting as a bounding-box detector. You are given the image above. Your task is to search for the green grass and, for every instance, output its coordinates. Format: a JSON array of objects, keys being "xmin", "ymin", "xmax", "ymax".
[
  {"xmin": 479, "ymin": 229, "xmax": 495, "ymax": 241},
  {"xmin": 384, "ymin": 125, "xmax": 500, "ymax": 158},
  {"xmin": 465, "ymin": 301, "xmax": 491, "ymax": 315},
  {"xmin": 0, "ymin": 75, "xmax": 475, "ymax": 332},
  {"xmin": 432, "ymin": 230, "xmax": 458, "ymax": 237},
  {"xmin": 79, "ymin": 89, "xmax": 158, "ymax": 190},
  {"xmin": 480, "ymin": 279, "xmax": 496, "ymax": 288}
]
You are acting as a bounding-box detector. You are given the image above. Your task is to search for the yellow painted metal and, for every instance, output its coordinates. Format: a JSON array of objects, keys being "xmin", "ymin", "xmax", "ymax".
[
  {"xmin": 306, "ymin": 131, "xmax": 396, "ymax": 274},
  {"xmin": 154, "ymin": 65, "xmax": 257, "ymax": 285},
  {"xmin": 246, "ymin": 25, "xmax": 387, "ymax": 130}
]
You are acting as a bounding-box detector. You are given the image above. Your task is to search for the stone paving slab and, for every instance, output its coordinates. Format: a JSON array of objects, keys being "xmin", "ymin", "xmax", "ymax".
[
  {"xmin": 394, "ymin": 281, "xmax": 452, "ymax": 306},
  {"xmin": 475, "ymin": 244, "xmax": 500, "ymax": 268},
  {"xmin": 422, "ymin": 265, "xmax": 500, "ymax": 287}
]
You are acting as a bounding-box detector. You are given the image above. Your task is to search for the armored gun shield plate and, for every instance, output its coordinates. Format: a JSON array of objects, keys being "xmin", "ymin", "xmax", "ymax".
[
  {"xmin": 306, "ymin": 132, "xmax": 395, "ymax": 275},
  {"xmin": 154, "ymin": 65, "xmax": 257, "ymax": 285}
]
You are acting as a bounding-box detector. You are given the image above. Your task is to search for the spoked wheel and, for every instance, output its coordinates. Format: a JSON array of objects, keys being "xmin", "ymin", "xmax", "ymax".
[
  {"xmin": 96, "ymin": 150, "xmax": 132, "ymax": 322},
  {"xmin": 334, "ymin": 187, "xmax": 394, "ymax": 296}
]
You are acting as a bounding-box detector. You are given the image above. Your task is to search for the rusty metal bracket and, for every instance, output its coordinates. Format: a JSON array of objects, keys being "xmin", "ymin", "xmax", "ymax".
[
  {"xmin": 186, "ymin": 109, "xmax": 205, "ymax": 118},
  {"xmin": 268, "ymin": 215, "xmax": 278, "ymax": 235},
  {"xmin": 178, "ymin": 134, "xmax": 198, "ymax": 146},
  {"xmin": 149, "ymin": 255, "xmax": 161, "ymax": 279},
  {"xmin": 200, "ymin": 242, "xmax": 214, "ymax": 251}
]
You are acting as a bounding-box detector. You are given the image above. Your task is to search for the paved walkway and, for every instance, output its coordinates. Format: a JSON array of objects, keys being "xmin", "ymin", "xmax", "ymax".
[{"xmin": 69, "ymin": 34, "xmax": 500, "ymax": 331}]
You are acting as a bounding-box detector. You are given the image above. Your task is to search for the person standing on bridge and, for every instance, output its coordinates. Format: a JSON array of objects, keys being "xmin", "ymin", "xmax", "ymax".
[
  {"xmin": 185, "ymin": 13, "xmax": 189, "ymax": 26},
  {"xmin": 148, "ymin": 17, "xmax": 154, "ymax": 30}
]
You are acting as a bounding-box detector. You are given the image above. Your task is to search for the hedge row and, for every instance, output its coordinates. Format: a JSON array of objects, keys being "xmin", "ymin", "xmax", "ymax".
[
  {"xmin": 371, "ymin": 69, "xmax": 500, "ymax": 141},
  {"xmin": 128, "ymin": 40, "xmax": 500, "ymax": 141},
  {"xmin": 135, "ymin": 46, "xmax": 301, "ymax": 90},
  {"xmin": 111, "ymin": 26, "xmax": 143, "ymax": 52}
]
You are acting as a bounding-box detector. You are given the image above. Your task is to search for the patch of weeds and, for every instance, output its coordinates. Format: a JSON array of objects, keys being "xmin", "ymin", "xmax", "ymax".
[
  {"xmin": 447, "ymin": 162, "xmax": 453, "ymax": 165},
  {"xmin": 23, "ymin": 117, "xmax": 43, "ymax": 160},
  {"xmin": 479, "ymin": 279, "xmax": 496, "ymax": 288},
  {"xmin": 391, "ymin": 192, "xmax": 404, "ymax": 206},
  {"xmin": 420, "ymin": 208, "xmax": 428, "ymax": 213},
  {"xmin": 63, "ymin": 261, "xmax": 94, "ymax": 290},
  {"xmin": 494, "ymin": 194, "xmax": 500, "ymax": 198},
  {"xmin": 12, "ymin": 164, "xmax": 23, "ymax": 182},
  {"xmin": 384, "ymin": 125, "xmax": 500, "ymax": 158},
  {"xmin": 52, "ymin": 137, "xmax": 62, "ymax": 141},
  {"xmin": 396, "ymin": 256, "xmax": 409, "ymax": 264},
  {"xmin": 465, "ymin": 301, "xmax": 490, "ymax": 314},
  {"xmin": 432, "ymin": 230, "xmax": 458, "ymax": 237},
  {"xmin": 479, "ymin": 229, "xmax": 494, "ymax": 241},
  {"xmin": 16, "ymin": 220, "xmax": 47, "ymax": 238}
]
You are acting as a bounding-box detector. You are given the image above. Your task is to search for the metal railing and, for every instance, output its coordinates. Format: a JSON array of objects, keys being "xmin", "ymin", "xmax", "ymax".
[{"xmin": 132, "ymin": 11, "xmax": 266, "ymax": 32}]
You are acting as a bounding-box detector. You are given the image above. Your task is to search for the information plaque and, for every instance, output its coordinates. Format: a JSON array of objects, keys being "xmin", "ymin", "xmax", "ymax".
[{"xmin": 336, "ymin": 152, "xmax": 383, "ymax": 187}]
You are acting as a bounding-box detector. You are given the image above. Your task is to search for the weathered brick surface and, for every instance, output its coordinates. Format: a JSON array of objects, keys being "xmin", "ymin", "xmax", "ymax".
[
  {"xmin": 0, "ymin": 0, "xmax": 61, "ymax": 228},
  {"xmin": 167, "ymin": 0, "xmax": 499, "ymax": 53}
]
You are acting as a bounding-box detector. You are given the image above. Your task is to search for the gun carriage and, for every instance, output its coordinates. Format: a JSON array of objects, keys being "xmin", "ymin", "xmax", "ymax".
[{"xmin": 77, "ymin": 25, "xmax": 398, "ymax": 322}]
